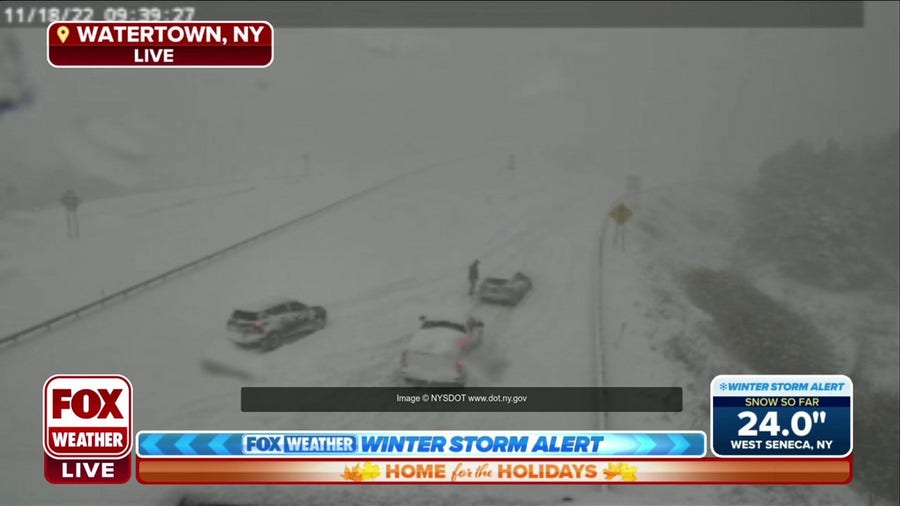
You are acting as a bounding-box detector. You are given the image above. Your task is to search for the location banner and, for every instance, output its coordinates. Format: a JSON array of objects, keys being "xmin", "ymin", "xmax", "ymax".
[{"xmin": 47, "ymin": 22, "xmax": 273, "ymax": 67}]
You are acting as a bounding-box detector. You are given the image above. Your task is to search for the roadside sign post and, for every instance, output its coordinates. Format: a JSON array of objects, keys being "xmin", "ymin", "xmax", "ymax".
[
  {"xmin": 61, "ymin": 189, "xmax": 80, "ymax": 240},
  {"xmin": 609, "ymin": 202, "xmax": 633, "ymax": 252},
  {"xmin": 625, "ymin": 175, "xmax": 642, "ymax": 208}
]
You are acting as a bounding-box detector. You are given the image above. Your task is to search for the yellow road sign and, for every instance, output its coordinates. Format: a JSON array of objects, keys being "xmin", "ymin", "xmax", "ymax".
[{"xmin": 609, "ymin": 202, "xmax": 633, "ymax": 225}]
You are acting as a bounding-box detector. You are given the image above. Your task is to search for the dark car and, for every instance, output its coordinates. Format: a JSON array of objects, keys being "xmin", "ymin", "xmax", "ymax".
[
  {"xmin": 226, "ymin": 297, "xmax": 327, "ymax": 350},
  {"xmin": 476, "ymin": 272, "xmax": 533, "ymax": 306}
]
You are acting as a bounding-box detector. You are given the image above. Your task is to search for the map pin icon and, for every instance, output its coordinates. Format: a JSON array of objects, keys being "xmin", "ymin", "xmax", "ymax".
[{"xmin": 57, "ymin": 26, "xmax": 69, "ymax": 43}]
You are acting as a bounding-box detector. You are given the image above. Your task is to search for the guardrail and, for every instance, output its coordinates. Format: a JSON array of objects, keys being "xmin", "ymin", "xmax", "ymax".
[
  {"xmin": 593, "ymin": 181, "xmax": 720, "ymax": 431},
  {"xmin": 0, "ymin": 169, "xmax": 424, "ymax": 349},
  {"xmin": 593, "ymin": 195, "xmax": 621, "ymax": 431}
]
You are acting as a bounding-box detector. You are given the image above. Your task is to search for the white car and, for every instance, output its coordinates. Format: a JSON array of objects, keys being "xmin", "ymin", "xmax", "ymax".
[{"xmin": 400, "ymin": 315, "xmax": 484, "ymax": 386}]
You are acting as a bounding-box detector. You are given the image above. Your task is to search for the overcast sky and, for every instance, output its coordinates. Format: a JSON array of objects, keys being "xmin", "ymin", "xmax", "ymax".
[{"xmin": 3, "ymin": 1, "xmax": 898, "ymax": 188}]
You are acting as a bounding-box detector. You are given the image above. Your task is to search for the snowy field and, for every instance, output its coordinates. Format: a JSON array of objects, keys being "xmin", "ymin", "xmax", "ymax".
[{"xmin": 599, "ymin": 184, "xmax": 896, "ymax": 505}]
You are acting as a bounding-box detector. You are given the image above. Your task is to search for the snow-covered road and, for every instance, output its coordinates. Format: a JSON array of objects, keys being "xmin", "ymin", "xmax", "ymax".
[{"xmin": 0, "ymin": 154, "xmax": 619, "ymax": 505}]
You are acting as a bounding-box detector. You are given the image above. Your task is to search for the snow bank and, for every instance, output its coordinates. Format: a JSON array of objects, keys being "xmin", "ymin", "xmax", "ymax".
[{"xmin": 599, "ymin": 182, "xmax": 878, "ymax": 505}]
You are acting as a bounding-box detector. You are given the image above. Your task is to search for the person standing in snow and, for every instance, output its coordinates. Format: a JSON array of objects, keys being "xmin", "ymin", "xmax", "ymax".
[{"xmin": 468, "ymin": 260, "xmax": 480, "ymax": 295}]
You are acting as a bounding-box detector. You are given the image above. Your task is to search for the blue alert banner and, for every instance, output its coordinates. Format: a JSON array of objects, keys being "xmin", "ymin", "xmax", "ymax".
[
  {"xmin": 710, "ymin": 375, "xmax": 853, "ymax": 458},
  {"xmin": 136, "ymin": 430, "xmax": 707, "ymax": 458}
]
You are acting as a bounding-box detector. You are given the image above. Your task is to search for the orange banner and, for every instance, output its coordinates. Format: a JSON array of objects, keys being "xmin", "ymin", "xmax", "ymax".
[{"xmin": 137, "ymin": 457, "xmax": 851, "ymax": 485}]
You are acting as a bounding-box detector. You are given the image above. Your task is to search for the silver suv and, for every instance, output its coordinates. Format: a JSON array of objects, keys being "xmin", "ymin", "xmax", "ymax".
[{"xmin": 226, "ymin": 297, "xmax": 327, "ymax": 350}]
